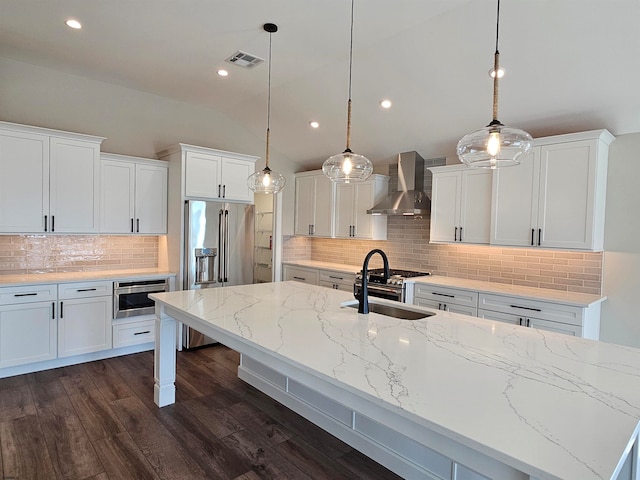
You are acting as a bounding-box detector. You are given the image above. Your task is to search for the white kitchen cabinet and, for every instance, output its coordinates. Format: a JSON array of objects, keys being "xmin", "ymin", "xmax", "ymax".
[
  {"xmin": 283, "ymin": 265, "xmax": 319, "ymax": 285},
  {"xmin": 412, "ymin": 283, "xmax": 479, "ymax": 316},
  {"xmin": 0, "ymin": 122, "xmax": 104, "ymax": 234},
  {"xmin": 429, "ymin": 165, "xmax": 492, "ymax": 245},
  {"xmin": 112, "ymin": 318, "xmax": 155, "ymax": 348},
  {"xmin": 334, "ymin": 175, "xmax": 389, "ymax": 240},
  {"xmin": 294, "ymin": 171, "xmax": 334, "ymax": 237},
  {"xmin": 0, "ymin": 283, "xmax": 57, "ymax": 369},
  {"xmin": 491, "ymin": 130, "xmax": 614, "ymax": 250},
  {"xmin": 58, "ymin": 281, "xmax": 112, "ymax": 358},
  {"xmin": 183, "ymin": 149, "xmax": 256, "ymax": 203},
  {"xmin": 318, "ymin": 270, "xmax": 355, "ymax": 292},
  {"xmin": 477, "ymin": 292, "xmax": 597, "ymax": 338},
  {"xmin": 100, "ymin": 154, "xmax": 168, "ymax": 234}
]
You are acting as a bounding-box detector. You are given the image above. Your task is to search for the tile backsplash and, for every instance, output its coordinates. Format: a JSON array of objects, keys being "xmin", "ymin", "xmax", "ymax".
[
  {"xmin": 283, "ymin": 215, "xmax": 603, "ymax": 295},
  {"xmin": 0, "ymin": 235, "xmax": 159, "ymax": 275}
]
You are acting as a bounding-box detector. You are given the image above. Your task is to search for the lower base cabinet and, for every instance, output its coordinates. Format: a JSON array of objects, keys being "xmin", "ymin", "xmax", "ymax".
[
  {"xmin": 0, "ymin": 301, "xmax": 57, "ymax": 368},
  {"xmin": 58, "ymin": 295, "xmax": 112, "ymax": 357},
  {"xmin": 412, "ymin": 284, "xmax": 479, "ymax": 317},
  {"xmin": 113, "ymin": 317, "xmax": 155, "ymax": 348},
  {"xmin": 318, "ymin": 270, "xmax": 355, "ymax": 292},
  {"xmin": 283, "ymin": 265, "xmax": 319, "ymax": 285}
]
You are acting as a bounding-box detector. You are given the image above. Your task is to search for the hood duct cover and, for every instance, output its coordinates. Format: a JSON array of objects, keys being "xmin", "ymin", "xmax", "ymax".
[{"xmin": 367, "ymin": 151, "xmax": 431, "ymax": 216}]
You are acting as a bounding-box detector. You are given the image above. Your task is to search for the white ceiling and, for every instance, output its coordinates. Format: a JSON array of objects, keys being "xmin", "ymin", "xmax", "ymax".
[{"xmin": 1, "ymin": 0, "xmax": 639, "ymax": 169}]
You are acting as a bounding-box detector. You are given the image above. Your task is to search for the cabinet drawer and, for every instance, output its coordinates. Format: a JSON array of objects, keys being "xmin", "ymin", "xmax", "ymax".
[
  {"xmin": 478, "ymin": 293, "xmax": 583, "ymax": 326},
  {"xmin": 0, "ymin": 284, "xmax": 57, "ymax": 305},
  {"xmin": 113, "ymin": 318, "xmax": 155, "ymax": 348},
  {"xmin": 413, "ymin": 284, "xmax": 478, "ymax": 309},
  {"xmin": 58, "ymin": 281, "xmax": 113, "ymax": 300},
  {"xmin": 319, "ymin": 270, "xmax": 355, "ymax": 288},
  {"xmin": 283, "ymin": 266, "xmax": 319, "ymax": 285}
]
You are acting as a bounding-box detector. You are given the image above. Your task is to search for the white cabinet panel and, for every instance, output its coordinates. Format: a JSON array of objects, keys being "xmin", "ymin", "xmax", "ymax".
[
  {"xmin": 135, "ymin": 163, "xmax": 168, "ymax": 234},
  {"xmin": 100, "ymin": 155, "xmax": 168, "ymax": 234},
  {"xmin": 113, "ymin": 318, "xmax": 155, "ymax": 348},
  {"xmin": 413, "ymin": 285, "xmax": 478, "ymax": 317},
  {"xmin": 58, "ymin": 295, "xmax": 112, "ymax": 358},
  {"xmin": 49, "ymin": 137, "xmax": 100, "ymax": 233},
  {"xmin": 430, "ymin": 166, "xmax": 491, "ymax": 244},
  {"xmin": 283, "ymin": 265, "xmax": 319, "ymax": 285},
  {"xmin": 0, "ymin": 130, "xmax": 49, "ymax": 232},
  {"xmin": 294, "ymin": 172, "xmax": 334, "ymax": 237},
  {"xmin": 185, "ymin": 151, "xmax": 255, "ymax": 203},
  {"xmin": 0, "ymin": 301, "xmax": 56, "ymax": 368},
  {"xmin": 491, "ymin": 130, "xmax": 613, "ymax": 251}
]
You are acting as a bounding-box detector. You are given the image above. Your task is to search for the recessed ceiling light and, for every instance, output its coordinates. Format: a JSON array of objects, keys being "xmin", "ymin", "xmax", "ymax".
[
  {"xmin": 65, "ymin": 19, "xmax": 82, "ymax": 29},
  {"xmin": 488, "ymin": 67, "xmax": 505, "ymax": 78},
  {"xmin": 217, "ymin": 69, "xmax": 229, "ymax": 77},
  {"xmin": 309, "ymin": 121, "xmax": 319, "ymax": 129},
  {"xmin": 380, "ymin": 99, "xmax": 392, "ymax": 109}
]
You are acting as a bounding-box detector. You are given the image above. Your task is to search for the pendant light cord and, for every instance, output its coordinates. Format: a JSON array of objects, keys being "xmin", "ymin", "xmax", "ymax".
[
  {"xmin": 265, "ymin": 30, "xmax": 273, "ymax": 168},
  {"xmin": 491, "ymin": 0, "xmax": 501, "ymax": 124},
  {"xmin": 345, "ymin": 0, "xmax": 355, "ymax": 152}
]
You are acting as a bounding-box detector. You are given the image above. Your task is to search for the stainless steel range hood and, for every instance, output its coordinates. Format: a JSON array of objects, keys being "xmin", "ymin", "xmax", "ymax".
[{"xmin": 367, "ymin": 151, "xmax": 431, "ymax": 216}]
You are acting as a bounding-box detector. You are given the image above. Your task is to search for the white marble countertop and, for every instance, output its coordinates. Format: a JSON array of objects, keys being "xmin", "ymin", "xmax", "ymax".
[
  {"xmin": 410, "ymin": 275, "xmax": 606, "ymax": 308},
  {"xmin": 151, "ymin": 281, "xmax": 640, "ymax": 480},
  {"xmin": 0, "ymin": 268, "xmax": 176, "ymax": 287},
  {"xmin": 282, "ymin": 260, "xmax": 360, "ymax": 274}
]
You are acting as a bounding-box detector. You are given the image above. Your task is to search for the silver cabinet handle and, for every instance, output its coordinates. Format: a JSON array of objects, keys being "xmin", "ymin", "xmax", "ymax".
[{"xmin": 218, "ymin": 209, "xmax": 224, "ymax": 282}]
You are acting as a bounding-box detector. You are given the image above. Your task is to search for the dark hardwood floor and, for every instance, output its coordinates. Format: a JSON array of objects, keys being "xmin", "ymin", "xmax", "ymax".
[{"xmin": 0, "ymin": 346, "xmax": 402, "ymax": 480}]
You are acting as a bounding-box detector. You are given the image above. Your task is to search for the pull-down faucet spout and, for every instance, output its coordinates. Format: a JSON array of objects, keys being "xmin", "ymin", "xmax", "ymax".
[{"xmin": 358, "ymin": 249, "xmax": 390, "ymax": 314}]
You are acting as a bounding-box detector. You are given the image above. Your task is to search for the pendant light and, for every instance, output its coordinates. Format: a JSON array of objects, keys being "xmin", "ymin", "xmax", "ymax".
[
  {"xmin": 456, "ymin": 0, "xmax": 532, "ymax": 169},
  {"xmin": 322, "ymin": 0, "xmax": 373, "ymax": 184},
  {"xmin": 247, "ymin": 23, "xmax": 286, "ymax": 194}
]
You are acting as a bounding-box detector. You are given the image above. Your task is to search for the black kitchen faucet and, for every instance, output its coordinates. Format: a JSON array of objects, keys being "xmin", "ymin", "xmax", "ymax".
[{"xmin": 358, "ymin": 249, "xmax": 390, "ymax": 314}]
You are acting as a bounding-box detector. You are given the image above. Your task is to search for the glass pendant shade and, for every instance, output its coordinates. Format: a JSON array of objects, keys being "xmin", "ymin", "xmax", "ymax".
[
  {"xmin": 323, "ymin": 149, "xmax": 373, "ymax": 183},
  {"xmin": 247, "ymin": 166, "xmax": 286, "ymax": 194},
  {"xmin": 457, "ymin": 122, "xmax": 533, "ymax": 169}
]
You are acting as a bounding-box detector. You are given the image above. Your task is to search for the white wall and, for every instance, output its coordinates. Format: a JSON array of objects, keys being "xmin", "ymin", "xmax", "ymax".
[
  {"xmin": 601, "ymin": 133, "xmax": 640, "ymax": 347},
  {"xmin": 0, "ymin": 55, "xmax": 300, "ymax": 234}
]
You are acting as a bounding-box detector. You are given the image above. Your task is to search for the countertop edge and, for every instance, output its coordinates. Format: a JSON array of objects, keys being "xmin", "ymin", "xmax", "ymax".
[{"xmin": 0, "ymin": 269, "xmax": 177, "ymax": 287}]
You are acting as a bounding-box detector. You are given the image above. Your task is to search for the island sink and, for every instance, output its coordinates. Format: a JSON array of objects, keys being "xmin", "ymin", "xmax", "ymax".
[{"xmin": 342, "ymin": 299, "xmax": 434, "ymax": 320}]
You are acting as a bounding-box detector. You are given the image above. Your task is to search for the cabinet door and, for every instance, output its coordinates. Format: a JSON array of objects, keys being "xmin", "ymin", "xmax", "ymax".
[
  {"xmin": 537, "ymin": 140, "xmax": 597, "ymax": 249},
  {"xmin": 135, "ymin": 163, "xmax": 168, "ymax": 234},
  {"xmin": 491, "ymin": 148, "xmax": 541, "ymax": 247},
  {"xmin": 0, "ymin": 301, "xmax": 56, "ymax": 368},
  {"xmin": 221, "ymin": 157, "xmax": 254, "ymax": 203},
  {"xmin": 459, "ymin": 170, "xmax": 492, "ymax": 244},
  {"xmin": 353, "ymin": 182, "xmax": 376, "ymax": 239},
  {"xmin": 430, "ymin": 171, "xmax": 461, "ymax": 242},
  {"xmin": 477, "ymin": 308, "xmax": 522, "ymax": 326},
  {"xmin": 185, "ymin": 151, "xmax": 221, "ymax": 198},
  {"xmin": 0, "ymin": 130, "xmax": 49, "ymax": 232},
  {"xmin": 100, "ymin": 160, "xmax": 135, "ymax": 233},
  {"xmin": 49, "ymin": 137, "xmax": 100, "ymax": 233},
  {"xmin": 58, "ymin": 296, "xmax": 112, "ymax": 357},
  {"xmin": 294, "ymin": 176, "xmax": 316, "ymax": 235},
  {"xmin": 413, "ymin": 297, "xmax": 442, "ymax": 311},
  {"xmin": 528, "ymin": 317, "xmax": 582, "ymax": 336},
  {"xmin": 334, "ymin": 183, "xmax": 355, "ymax": 237},
  {"xmin": 313, "ymin": 175, "xmax": 334, "ymax": 237}
]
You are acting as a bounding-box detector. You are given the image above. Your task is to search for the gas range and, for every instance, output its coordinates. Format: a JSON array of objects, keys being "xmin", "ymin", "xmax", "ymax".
[{"xmin": 354, "ymin": 268, "xmax": 431, "ymax": 302}]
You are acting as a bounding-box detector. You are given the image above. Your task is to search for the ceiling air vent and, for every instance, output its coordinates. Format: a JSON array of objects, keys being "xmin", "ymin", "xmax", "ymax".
[{"xmin": 225, "ymin": 51, "xmax": 264, "ymax": 69}]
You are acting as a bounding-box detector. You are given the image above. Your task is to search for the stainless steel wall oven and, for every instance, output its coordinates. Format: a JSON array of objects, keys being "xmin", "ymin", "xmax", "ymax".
[{"xmin": 114, "ymin": 279, "xmax": 169, "ymax": 319}]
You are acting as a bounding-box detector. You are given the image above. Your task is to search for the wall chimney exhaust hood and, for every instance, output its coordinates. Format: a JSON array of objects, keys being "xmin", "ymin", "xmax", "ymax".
[{"xmin": 367, "ymin": 151, "xmax": 431, "ymax": 216}]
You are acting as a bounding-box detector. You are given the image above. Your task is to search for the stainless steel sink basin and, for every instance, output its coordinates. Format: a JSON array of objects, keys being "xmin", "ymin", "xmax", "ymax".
[{"xmin": 342, "ymin": 300, "xmax": 434, "ymax": 320}]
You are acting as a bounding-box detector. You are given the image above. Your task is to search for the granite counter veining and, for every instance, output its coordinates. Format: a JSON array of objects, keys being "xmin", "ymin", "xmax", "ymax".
[
  {"xmin": 151, "ymin": 281, "xmax": 640, "ymax": 480},
  {"xmin": 411, "ymin": 275, "xmax": 606, "ymax": 307},
  {"xmin": 0, "ymin": 268, "xmax": 176, "ymax": 287}
]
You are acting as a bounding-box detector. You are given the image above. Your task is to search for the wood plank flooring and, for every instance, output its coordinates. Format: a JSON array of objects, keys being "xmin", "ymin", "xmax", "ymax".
[{"xmin": 0, "ymin": 346, "xmax": 402, "ymax": 480}]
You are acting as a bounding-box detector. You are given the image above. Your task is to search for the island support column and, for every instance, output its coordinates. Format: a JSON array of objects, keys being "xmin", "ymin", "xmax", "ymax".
[{"xmin": 154, "ymin": 304, "xmax": 176, "ymax": 407}]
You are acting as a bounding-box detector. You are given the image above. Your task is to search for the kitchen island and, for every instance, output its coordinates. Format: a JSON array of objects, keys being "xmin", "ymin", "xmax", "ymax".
[{"xmin": 151, "ymin": 281, "xmax": 640, "ymax": 480}]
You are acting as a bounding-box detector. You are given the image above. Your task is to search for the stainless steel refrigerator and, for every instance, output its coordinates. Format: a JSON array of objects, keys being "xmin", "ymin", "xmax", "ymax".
[{"xmin": 182, "ymin": 200, "xmax": 254, "ymax": 348}]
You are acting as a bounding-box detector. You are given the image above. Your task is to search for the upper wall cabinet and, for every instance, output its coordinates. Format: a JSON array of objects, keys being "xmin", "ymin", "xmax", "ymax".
[
  {"xmin": 429, "ymin": 166, "xmax": 492, "ymax": 245},
  {"xmin": 0, "ymin": 121, "xmax": 104, "ymax": 234},
  {"xmin": 294, "ymin": 170, "xmax": 389, "ymax": 240},
  {"xmin": 294, "ymin": 171, "xmax": 334, "ymax": 237},
  {"xmin": 334, "ymin": 175, "xmax": 389, "ymax": 239},
  {"xmin": 100, "ymin": 153, "xmax": 168, "ymax": 234},
  {"xmin": 491, "ymin": 130, "xmax": 614, "ymax": 251},
  {"xmin": 167, "ymin": 146, "xmax": 257, "ymax": 203}
]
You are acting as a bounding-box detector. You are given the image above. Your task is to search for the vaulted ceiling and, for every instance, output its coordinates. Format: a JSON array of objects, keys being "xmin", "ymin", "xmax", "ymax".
[{"xmin": 1, "ymin": 0, "xmax": 638, "ymax": 168}]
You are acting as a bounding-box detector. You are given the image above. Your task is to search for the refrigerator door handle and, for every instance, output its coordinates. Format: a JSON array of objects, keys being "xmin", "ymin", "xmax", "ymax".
[
  {"xmin": 218, "ymin": 209, "xmax": 224, "ymax": 282},
  {"xmin": 224, "ymin": 209, "xmax": 230, "ymax": 282}
]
